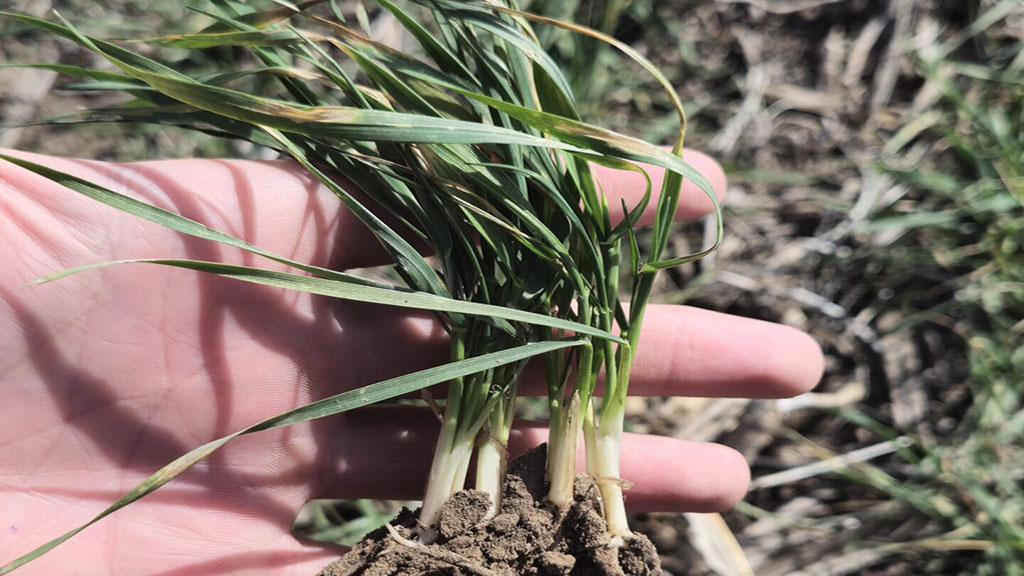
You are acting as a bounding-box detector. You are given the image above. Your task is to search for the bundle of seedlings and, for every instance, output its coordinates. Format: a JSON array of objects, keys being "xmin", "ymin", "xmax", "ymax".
[{"xmin": 1, "ymin": 1, "xmax": 719, "ymax": 575}]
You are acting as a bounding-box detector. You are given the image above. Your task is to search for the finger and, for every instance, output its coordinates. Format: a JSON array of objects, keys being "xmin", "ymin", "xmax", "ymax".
[
  {"xmin": 513, "ymin": 424, "xmax": 749, "ymax": 513},
  {"xmin": 144, "ymin": 538, "xmax": 344, "ymax": 576},
  {"xmin": 315, "ymin": 405, "xmax": 749, "ymax": 513},
  {"xmin": 595, "ymin": 148, "xmax": 727, "ymax": 226},
  {"xmin": 502, "ymin": 305, "xmax": 822, "ymax": 399},
  {"xmin": 1, "ymin": 149, "xmax": 726, "ymax": 271},
  {"xmin": 621, "ymin": 305, "xmax": 824, "ymax": 399},
  {"xmin": 0, "ymin": 150, "xmax": 349, "ymax": 273},
  {"xmin": 298, "ymin": 303, "xmax": 822, "ymax": 402}
]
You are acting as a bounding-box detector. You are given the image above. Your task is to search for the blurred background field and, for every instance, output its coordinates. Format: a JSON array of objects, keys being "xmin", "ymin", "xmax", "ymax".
[{"xmin": 2, "ymin": 1, "xmax": 1021, "ymax": 574}]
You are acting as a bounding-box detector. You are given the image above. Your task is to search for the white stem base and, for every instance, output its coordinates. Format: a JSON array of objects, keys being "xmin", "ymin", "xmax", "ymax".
[
  {"xmin": 475, "ymin": 436, "xmax": 506, "ymax": 518},
  {"xmin": 418, "ymin": 438, "xmax": 474, "ymax": 541},
  {"xmin": 547, "ymin": 393, "xmax": 581, "ymax": 508},
  {"xmin": 592, "ymin": 426, "xmax": 630, "ymax": 537},
  {"xmin": 547, "ymin": 429, "xmax": 577, "ymax": 508}
]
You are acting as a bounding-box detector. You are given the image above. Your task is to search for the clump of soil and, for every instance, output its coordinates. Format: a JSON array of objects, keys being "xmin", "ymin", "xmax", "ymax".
[{"xmin": 318, "ymin": 445, "xmax": 660, "ymax": 576}]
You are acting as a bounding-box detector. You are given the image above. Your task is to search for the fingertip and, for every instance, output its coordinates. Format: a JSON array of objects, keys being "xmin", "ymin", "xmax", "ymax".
[
  {"xmin": 704, "ymin": 445, "xmax": 751, "ymax": 512},
  {"xmin": 290, "ymin": 535, "xmax": 349, "ymax": 558},
  {"xmin": 594, "ymin": 147, "xmax": 727, "ymax": 224},
  {"xmin": 620, "ymin": 437, "xmax": 751, "ymax": 513},
  {"xmin": 773, "ymin": 325, "xmax": 826, "ymax": 398},
  {"xmin": 732, "ymin": 319, "xmax": 824, "ymax": 400},
  {"xmin": 666, "ymin": 441, "xmax": 749, "ymax": 513},
  {"xmin": 631, "ymin": 306, "xmax": 824, "ymax": 399},
  {"xmin": 682, "ymin": 149, "xmax": 727, "ymax": 208}
]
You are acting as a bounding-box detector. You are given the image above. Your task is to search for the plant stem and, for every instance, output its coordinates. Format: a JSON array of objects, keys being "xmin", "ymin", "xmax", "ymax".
[
  {"xmin": 475, "ymin": 377, "xmax": 516, "ymax": 518},
  {"xmin": 593, "ymin": 403, "xmax": 629, "ymax": 537},
  {"xmin": 474, "ymin": 433, "xmax": 505, "ymax": 516},
  {"xmin": 418, "ymin": 329, "xmax": 471, "ymax": 540},
  {"xmin": 547, "ymin": 390, "xmax": 582, "ymax": 508},
  {"xmin": 548, "ymin": 296, "xmax": 593, "ymax": 507},
  {"xmin": 419, "ymin": 430, "xmax": 475, "ymax": 542},
  {"xmin": 583, "ymin": 340, "xmax": 634, "ymax": 537}
]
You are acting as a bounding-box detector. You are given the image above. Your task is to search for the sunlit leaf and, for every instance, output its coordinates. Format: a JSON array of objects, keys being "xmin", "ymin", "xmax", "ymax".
[{"xmin": 0, "ymin": 338, "xmax": 583, "ymax": 574}]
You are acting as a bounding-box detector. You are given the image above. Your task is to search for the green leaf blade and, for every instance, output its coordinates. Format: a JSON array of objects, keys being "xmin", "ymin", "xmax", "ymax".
[
  {"xmin": 32, "ymin": 258, "xmax": 624, "ymax": 343},
  {"xmin": 0, "ymin": 339, "xmax": 582, "ymax": 575}
]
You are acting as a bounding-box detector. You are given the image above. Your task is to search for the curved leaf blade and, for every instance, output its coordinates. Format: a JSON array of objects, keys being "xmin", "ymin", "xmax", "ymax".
[
  {"xmin": 0, "ymin": 153, "xmax": 391, "ymax": 290},
  {"xmin": 31, "ymin": 258, "xmax": 624, "ymax": 343},
  {"xmin": 0, "ymin": 339, "xmax": 582, "ymax": 574}
]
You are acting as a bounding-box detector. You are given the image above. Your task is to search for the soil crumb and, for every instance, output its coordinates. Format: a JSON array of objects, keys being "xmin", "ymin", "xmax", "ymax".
[{"xmin": 318, "ymin": 445, "xmax": 661, "ymax": 576}]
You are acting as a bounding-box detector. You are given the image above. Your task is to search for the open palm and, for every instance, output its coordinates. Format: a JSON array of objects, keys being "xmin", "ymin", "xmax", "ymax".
[{"xmin": 0, "ymin": 151, "xmax": 822, "ymax": 575}]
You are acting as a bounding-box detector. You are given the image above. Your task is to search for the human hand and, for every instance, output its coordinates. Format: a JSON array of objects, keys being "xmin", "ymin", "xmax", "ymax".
[{"xmin": 0, "ymin": 150, "xmax": 822, "ymax": 575}]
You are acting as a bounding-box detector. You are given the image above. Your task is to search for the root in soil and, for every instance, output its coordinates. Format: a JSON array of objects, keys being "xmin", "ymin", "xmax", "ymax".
[{"xmin": 318, "ymin": 445, "xmax": 660, "ymax": 576}]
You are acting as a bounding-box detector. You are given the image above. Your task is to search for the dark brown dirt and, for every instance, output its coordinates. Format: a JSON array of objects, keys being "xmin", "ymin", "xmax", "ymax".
[{"xmin": 318, "ymin": 446, "xmax": 661, "ymax": 576}]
